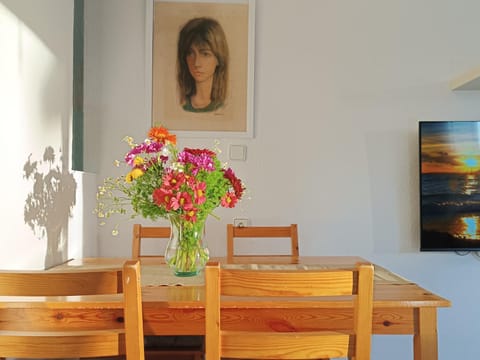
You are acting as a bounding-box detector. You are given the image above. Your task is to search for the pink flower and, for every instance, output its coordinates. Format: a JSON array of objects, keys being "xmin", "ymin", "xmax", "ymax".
[
  {"xmin": 170, "ymin": 191, "xmax": 193, "ymax": 211},
  {"xmin": 221, "ymin": 191, "xmax": 239, "ymax": 208},
  {"xmin": 178, "ymin": 148, "xmax": 215, "ymax": 174},
  {"xmin": 192, "ymin": 182, "xmax": 207, "ymax": 205},
  {"xmin": 125, "ymin": 141, "xmax": 164, "ymax": 166}
]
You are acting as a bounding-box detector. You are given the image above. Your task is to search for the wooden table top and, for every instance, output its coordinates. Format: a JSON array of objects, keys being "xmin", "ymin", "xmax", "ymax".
[{"xmin": 45, "ymin": 256, "xmax": 451, "ymax": 309}]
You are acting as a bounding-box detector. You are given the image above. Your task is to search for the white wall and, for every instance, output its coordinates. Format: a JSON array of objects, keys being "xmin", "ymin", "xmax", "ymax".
[
  {"xmin": 0, "ymin": 0, "xmax": 80, "ymax": 269},
  {"xmin": 85, "ymin": 0, "xmax": 480, "ymax": 359}
]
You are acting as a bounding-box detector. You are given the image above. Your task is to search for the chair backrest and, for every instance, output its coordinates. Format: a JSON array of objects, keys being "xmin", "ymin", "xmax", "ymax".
[
  {"xmin": 123, "ymin": 260, "xmax": 146, "ymax": 359},
  {"xmin": 133, "ymin": 224, "xmax": 205, "ymax": 360},
  {"xmin": 226, "ymin": 224, "xmax": 299, "ymax": 261},
  {"xmin": 132, "ymin": 223, "xmax": 171, "ymax": 259},
  {"xmin": 205, "ymin": 261, "xmax": 374, "ymax": 360},
  {"xmin": 0, "ymin": 260, "xmax": 144, "ymax": 359}
]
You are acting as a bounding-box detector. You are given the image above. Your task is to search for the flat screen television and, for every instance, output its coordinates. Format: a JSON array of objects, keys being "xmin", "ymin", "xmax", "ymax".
[{"xmin": 420, "ymin": 120, "xmax": 480, "ymax": 251}]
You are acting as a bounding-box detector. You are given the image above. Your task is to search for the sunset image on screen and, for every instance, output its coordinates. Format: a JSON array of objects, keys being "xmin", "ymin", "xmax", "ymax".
[
  {"xmin": 421, "ymin": 121, "xmax": 480, "ymax": 174},
  {"xmin": 420, "ymin": 121, "xmax": 480, "ymax": 250}
]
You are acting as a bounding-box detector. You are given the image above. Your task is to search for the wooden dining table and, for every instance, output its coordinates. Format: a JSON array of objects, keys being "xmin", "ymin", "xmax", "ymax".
[{"xmin": 38, "ymin": 256, "xmax": 450, "ymax": 360}]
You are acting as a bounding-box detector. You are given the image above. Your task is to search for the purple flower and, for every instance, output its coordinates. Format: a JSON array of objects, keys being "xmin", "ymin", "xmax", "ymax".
[
  {"xmin": 125, "ymin": 141, "xmax": 164, "ymax": 166},
  {"xmin": 178, "ymin": 149, "xmax": 215, "ymax": 175}
]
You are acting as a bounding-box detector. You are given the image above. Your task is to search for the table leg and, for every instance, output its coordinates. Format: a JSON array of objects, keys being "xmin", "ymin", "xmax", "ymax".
[{"xmin": 414, "ymin": 307, "xmax": 438, "ymax": 360}]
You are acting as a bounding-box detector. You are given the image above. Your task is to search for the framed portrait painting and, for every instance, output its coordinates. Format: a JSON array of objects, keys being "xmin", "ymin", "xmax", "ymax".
[{"xmin": 146, "ymin": 0, "xmax": 255, "ymax": 138}]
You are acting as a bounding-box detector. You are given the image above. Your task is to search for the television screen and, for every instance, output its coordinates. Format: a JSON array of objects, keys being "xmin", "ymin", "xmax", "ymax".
[{"xmin": 420, "ymin": 120, "xmax": 480, "ymax": 251}]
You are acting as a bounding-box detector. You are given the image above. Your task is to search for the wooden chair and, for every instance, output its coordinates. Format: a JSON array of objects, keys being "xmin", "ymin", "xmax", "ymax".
[
  {"xmin": 132, "ymin": 223, "xmax": 171, "ymax": 259},
  {"xmin": 132, "ymin": 223, "xmax": 204, "ymax": 360},
  {"xmin": 0, "ymin": 259, "xmax": 144, "ymax": 359},
  {"xmin": 226, "ymin": 223, "xmax": 299, "ymax": 261},
  {"xmin": 205, "ymin": 261, "xmax": 374, "ymax": 360}
]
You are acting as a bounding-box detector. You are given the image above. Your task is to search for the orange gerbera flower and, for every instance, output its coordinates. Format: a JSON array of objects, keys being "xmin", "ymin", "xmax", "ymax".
[{"xmin": 148, "ymin": 126, "xmax": 177, "ymax": 145}]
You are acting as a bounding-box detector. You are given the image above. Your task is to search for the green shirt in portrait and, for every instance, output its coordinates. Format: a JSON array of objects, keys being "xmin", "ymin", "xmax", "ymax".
[{"xmin": 182, "ymin": 98, "xmax": 223, "ymax": 113}]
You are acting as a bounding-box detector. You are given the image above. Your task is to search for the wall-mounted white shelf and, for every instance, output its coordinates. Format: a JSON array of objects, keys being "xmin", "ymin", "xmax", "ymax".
[{"xmin": 450, "ymin": 66, "xmax": 480, "ymax": 90}]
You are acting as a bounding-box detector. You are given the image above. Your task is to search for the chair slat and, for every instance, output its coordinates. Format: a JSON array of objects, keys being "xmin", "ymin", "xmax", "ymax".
[
  {"xmin": 132, "ymin": 223, "xmax": 171, "ymax": 259},
  {"xmin": 0, "ymin": 270, "xmax": 121, "ymax": 296},
  {"xmin": 221, "ymin": 268, "xmax": 354, "ymax": 297},
  {"xmin": 227, "ymin": 224, "xmax": 299, "ymax": 261}
]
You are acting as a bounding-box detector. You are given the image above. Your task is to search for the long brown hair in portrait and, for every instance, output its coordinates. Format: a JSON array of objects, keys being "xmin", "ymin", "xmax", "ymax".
[{"xmin": 177, "ymin": 17, "xmax": 229, "ymax": 111}]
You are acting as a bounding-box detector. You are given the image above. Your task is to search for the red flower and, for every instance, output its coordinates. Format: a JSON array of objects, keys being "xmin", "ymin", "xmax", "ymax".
[
  {"xmin": 153, "ymin": 188, "xmax": 174, "ymax": 210},
  {"xmin": 183, "ymin": 148, "xmax": 216, "ymax": 157},
  {"xmin": 183, "ymin": 206, "xmax": 198, "ymax": 222},
  {"xmin": 163, "ymin": 170, "xmax": 185, "ymax": 190},
  {"xmin": 223, "ymin": 168, "xmax": 244, "ymax": 198}
]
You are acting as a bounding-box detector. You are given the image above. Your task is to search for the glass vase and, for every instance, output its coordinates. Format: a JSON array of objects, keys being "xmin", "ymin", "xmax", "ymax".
[{"xmin": 164, "ymin": 215, "xmax": 210, "ymax": 277}]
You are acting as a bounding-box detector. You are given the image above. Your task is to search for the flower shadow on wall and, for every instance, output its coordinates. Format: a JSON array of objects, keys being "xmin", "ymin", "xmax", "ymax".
[{"xmin": 23, "ymin": 147, "xmax": 77, "ymax": 269}]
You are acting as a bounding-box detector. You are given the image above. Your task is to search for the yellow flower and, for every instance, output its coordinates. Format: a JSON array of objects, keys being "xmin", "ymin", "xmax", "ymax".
[
  {"xmin": 134, "ymin": 156, "xmax": 144, "ymax": 166},
  {"xmin": 126, "ymin": 168, "xmax": 144, "ymax": 182}
]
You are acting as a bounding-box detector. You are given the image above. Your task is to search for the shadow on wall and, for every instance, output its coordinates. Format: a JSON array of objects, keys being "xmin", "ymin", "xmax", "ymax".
[{"xmin": 23, "ymin": 146, "xmax": 77, "ymax": 269}]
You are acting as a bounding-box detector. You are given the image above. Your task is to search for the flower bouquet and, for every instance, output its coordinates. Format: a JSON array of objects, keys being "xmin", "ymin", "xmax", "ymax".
[{"xmin": 95, "ymin": 126, "xmax": 245, "ymax": 276}]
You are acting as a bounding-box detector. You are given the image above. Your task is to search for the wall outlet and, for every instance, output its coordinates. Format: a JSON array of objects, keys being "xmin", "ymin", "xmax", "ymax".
[{"xmin": 233, "ymin": 218, "xmax": 249, "ymax": 227}]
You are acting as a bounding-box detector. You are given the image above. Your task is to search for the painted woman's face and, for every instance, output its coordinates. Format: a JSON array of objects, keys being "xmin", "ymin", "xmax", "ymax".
[{"xmin": 186, "ymin": 43, "xmax": 218, "ymax": 83}]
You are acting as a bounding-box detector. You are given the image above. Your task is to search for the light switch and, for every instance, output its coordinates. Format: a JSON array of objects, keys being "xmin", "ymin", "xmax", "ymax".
[{"xmin": 229, "ymin": 144, "xmax": 247, "ymax": 161}]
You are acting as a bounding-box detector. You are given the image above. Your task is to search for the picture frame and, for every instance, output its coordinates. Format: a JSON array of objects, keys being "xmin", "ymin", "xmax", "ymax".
[{"xmin": 145, "ymin": 0, "xmax": 255, "ymax": 138}]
